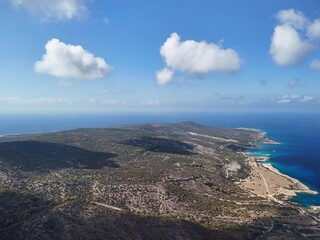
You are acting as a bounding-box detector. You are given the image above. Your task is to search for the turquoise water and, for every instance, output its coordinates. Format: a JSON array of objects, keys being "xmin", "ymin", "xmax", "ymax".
[
  {"xmin": 246, "ymin": 121, "xmax": 320, "ymax": 208},
  {"xmin": 249, "ymin": 144, "xmax": 320, "ymax": 207},
  {"xmin": 0, "ymin": 112, "xmax": 319, "ymax": 207}
]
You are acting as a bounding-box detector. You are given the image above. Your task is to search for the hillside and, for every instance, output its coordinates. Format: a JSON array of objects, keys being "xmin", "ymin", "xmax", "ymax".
[{"xmin": 0, "ymin": 122, "xmax": 318, "ymax": 239}]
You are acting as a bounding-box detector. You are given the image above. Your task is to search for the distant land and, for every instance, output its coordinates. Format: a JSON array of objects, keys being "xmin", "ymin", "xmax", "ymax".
[{"xmin": 0, "ymin": 122, "xmax": 320, "ymax": 239}]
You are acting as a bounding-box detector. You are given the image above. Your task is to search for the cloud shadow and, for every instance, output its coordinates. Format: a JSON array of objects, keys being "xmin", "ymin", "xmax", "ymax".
[
  {"xmin": 0, "ymin": 141, "xmax": 118, "ymax": 171},
  {"xmin": 121, "ymin": 136, "xmax": 195, "ymax": 155}
]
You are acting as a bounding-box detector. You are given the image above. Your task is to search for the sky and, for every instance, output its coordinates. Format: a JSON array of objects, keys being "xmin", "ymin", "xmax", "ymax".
[{"xmin": 0, "ymin": 0, "xmax": 320, "ymax": 113}]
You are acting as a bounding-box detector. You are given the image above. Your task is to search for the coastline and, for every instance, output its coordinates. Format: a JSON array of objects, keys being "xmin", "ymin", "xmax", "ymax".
[
  {"xmin": 259, "ymin": 131, "xmax": 281, "ymax": 145},
  {"xmin": 263, "ymin": 163, "xmax": 317, "ymax": 195},
  {"xmin": 238, "ymin": 127, "xmax": 281, "ymax": 145},
  {"xmin": 0, "ymin": 131, "xmax": 53, "ymax": 137},
  {"xmin": 237, "ymin": 131, "xmax": 318, "ymax": 207}
]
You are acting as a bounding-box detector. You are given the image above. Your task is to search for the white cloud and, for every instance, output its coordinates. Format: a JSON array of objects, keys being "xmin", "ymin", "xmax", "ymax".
[
  {"xmin": 276, "ymin": 9, "xmax": 307, "ymax": 29},
  {"xmin": 270, "ymin": 9, "xmax": 320, "ymax": 67},
  {"xmin": 160, "ymin": 33, "xmax": 241, "ymax": 75},
  {"xmin": 156, "ymin": 68, "xmax": 174, "ymax": 85},
  {"xmin": 9, "ymin": 0, "xmax": 91, "ymax": 22},
  {"xmin": 270, "ymin": 25, "xmax": 314, "ymax": 66},
  {"xmin": 35, "ymin": 38, "xmax": 112, "ymax": 80},
  {"xmin": 156, "ymin": 33, "xmax": 241, "ymax": 84},
  {"xmin": 310, "ymin": 59, "xmax": 320, "ymax": 71},
  {"xmin": 287, "ymin": 78, "xmax": 299, "ymax": 88},
  {"xmin": 276, "ymin": 99, "xmax": 291, "ymax": 104},
  {"xmin": 307, "ymin": 19, "xmax": 320, "ymax": 40},
  {"xmin": 276, "ymin": 94, "xmax": 314, "ymax": 104},
  {"xmin": 299, "ymin": 96, "xmax": 314, "ymax": 103}
]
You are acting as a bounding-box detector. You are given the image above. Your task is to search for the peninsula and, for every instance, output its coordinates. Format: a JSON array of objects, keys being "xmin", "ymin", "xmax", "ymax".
[{"xmin": 0, "ymin": 122, "xmax": 319, "ymax": 239}]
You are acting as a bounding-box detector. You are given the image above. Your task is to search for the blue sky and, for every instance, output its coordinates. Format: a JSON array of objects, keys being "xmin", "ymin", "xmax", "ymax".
[{"xmin": 0, "ymin": 0, "xmax": 320, "ymax": 113}]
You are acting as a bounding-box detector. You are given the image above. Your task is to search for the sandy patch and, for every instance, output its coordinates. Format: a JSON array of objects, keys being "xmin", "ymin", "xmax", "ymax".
[{"xmin": 238, "ymin": 160, "xmax": 317, "ymax": 204}]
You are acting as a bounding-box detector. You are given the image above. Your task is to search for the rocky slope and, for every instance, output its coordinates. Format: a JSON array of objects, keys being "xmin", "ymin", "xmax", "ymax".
[{"xmin": 0, "ymin": 122, "xmax": 318, "ymax": 239}]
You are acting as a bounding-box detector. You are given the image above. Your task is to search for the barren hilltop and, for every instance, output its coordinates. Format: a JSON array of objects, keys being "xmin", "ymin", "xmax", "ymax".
[{"xmin": 0, "ymin": 122, "xmax": 319, "ymax": 239}]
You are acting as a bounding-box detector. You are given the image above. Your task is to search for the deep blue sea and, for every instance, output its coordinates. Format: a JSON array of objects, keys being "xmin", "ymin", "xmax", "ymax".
[{"xmin": 0, "ymin": 112, "xmax": 319, "ymax": 207}]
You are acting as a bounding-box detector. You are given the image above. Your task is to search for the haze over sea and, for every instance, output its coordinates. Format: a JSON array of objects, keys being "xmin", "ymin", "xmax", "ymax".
[{"xmin": 0, "ymin": 112, "xmax": 319, "ymax": 207}]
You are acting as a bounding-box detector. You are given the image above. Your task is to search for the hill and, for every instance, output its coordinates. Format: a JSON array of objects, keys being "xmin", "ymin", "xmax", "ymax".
[{"xmin": 0, "ymin": 122, "xmax": 319, "ymax": 239}]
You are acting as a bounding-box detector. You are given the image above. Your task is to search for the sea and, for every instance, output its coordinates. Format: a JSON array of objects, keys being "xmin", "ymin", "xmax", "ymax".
[{"xmin": 0, "ymin": 112, "xmax": 319, "ymax": 207}]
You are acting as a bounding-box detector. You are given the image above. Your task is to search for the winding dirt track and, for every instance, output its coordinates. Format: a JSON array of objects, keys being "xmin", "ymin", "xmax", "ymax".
[{"xmin": 253, "ymin": 164, "xmax": 280, "ymax": 203}]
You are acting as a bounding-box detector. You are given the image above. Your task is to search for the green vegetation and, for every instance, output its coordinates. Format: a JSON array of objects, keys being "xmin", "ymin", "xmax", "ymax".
[
  {"xmin": 0, "ymin": 122, "xmax": 310, "ymax": 239},
  {"xmin": 0, "ymin": 190, "xmax": 52, "ymax": 228}
]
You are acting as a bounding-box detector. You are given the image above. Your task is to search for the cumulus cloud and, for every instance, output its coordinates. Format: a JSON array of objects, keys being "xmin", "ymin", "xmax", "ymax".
[
  {"xmin": 276, "ymin": 94, "xmax": 314, "ymax": 104},
  {"xmin": 287, "ymin": 78, "xmax": 299, "ymax": 88},
  {"xmin": 310, "ymin": 59, "xmax": 320, "ymax": 71},
  {"xmin": 156, "ymin": 68, "xmax": 174, "ymax": 85},
  {"xmin": 160, "ymin": 33, "xmax": 241, "ymax": 75},
  {"xmin": 307, "ymin": 20, "xmax": 320, "ymax": 40},
  {"xmin": 270, "ymin": 9, "xmax": 320, "ymax": 67},
  {"xmin": 35, "ymin": 38, "xmax": 112, "ymax": 80},
  {"xmin": 276, "ymin": 9, "xmax": 307, "ymax": 29},
  {"xmin": 9, "ymin": 0, "xmax": 91, "ymax": 22},
  {"xmin": 156, "ymin": 33, "xmax": 241, "ymax": 85},
  {"xmin": 270, "ymin": 25, "xmax": 314, "ymax": 66}
]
